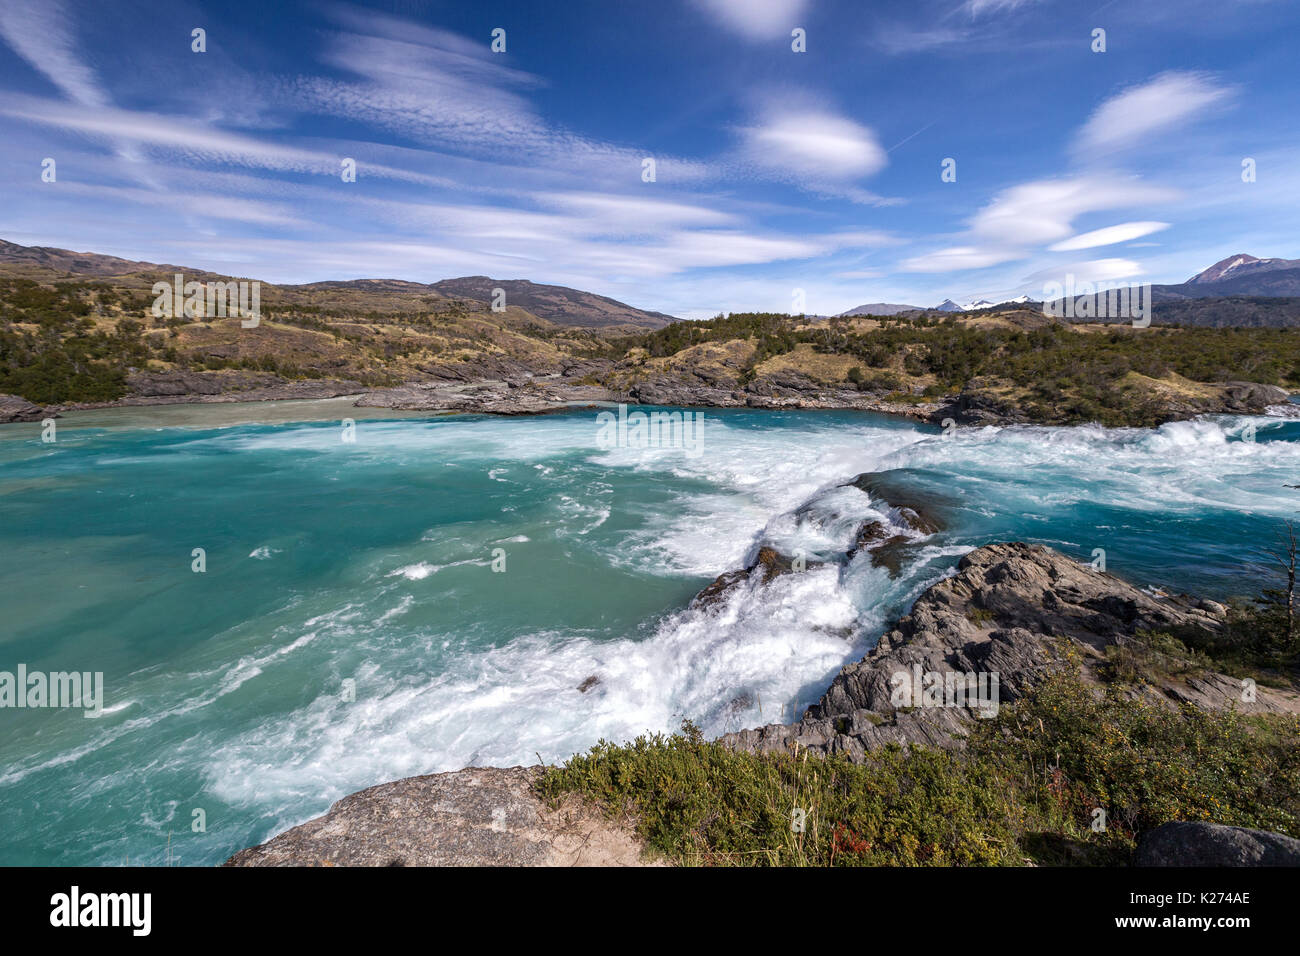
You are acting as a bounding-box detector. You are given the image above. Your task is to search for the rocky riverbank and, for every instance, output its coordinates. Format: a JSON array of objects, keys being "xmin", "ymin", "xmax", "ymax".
[
  {"xmin": 226, "ymin": 536, "xmax": 1300, "ymax": 867},
  {"xmin": 5, "ymin": 365, "xmax": 1288, "ymax": 428},
  {"xmin": 722, "ymin": 542, "xmax": 1297, "ymax": 760}
]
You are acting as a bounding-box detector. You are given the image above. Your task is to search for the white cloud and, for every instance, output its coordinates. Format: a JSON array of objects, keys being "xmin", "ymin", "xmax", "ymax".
[
  {"xmin": 963, "ymin": 0, "xmax": 1043, "ymax": 16},
  {"xmin": 1049, "ymin": 221, "xmax": 1169, "ymax": 251},
  {"xmin": 1077, "ymin": 71, "xmax": 1233, "ymax": 156},
  {"xmin": 870, "ymin": 25, "xmax": 969, "ymax": 54},
  {"xmin": 739, "ymin": 106, "xmax": 888, "ymax": 185},
  {"xmin": 970, "ymin": 177, "xmax": 1175, "ymax": 246},
  {"xmin": 0, "ymin": 0, "xmax": 107, "ymax": 107},
  {"xmin": 902, "ymin": 245, "xmax": 1021, "ymax": 272},
  {"xmin": 0, "ymin": 94, "xmax": 467, "ymax": 188},
  {"xmin": 532, "ymin": 192, "xmax": 739, "ymax": 233},
  {"xmin": 904, "ymin": 175, "xmax": 1177, "ymax": 272},
  {"xmin": 692, "ymin": 0, "xmax": 810, "ymax": 41},
  {"xmin": 1021, "ymin": 258, "xmax": 1144, "ymax": 285}
]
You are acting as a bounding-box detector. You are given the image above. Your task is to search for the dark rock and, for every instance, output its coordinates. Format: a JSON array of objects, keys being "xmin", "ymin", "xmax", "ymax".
[
  {"xmin": 851, "ymin": 520, "xmax": 890, "ymax": 554},
  {"xmin": 846, "ymin": 473, "xmax": 947, "ymax": 534},
  {"xmin": 0, "ymin": 394, "xmax": 45, "ymax": 423},
  {"xmin": 1220, "ymin": 381, "xmax": 1290, "ymax": 411},
  {"xmin": 1134, "ymin": 822, "xmax": 1300, "ymax": 867},
  {"xmin": 577, "ymin": 675, "xmax": 600, "ymax": 693},
  {"xmin": 930, "ymin": 388, "xmax": 1030, "ymax": 427},
  {"xmin": 692, "ymin": 568, "xmax": 753, "ymax": 608},
  {"xmin": 689, "ymin": 546, "xmax": 817, "ymax": 609},
  {"xmin": 867, "ymin": 535, "xmax": 915, "ymax": 577}
]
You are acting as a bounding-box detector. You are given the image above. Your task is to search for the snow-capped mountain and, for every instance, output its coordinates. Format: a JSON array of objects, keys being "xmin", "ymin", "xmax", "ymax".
[
  {"xmin": 936, "ymin": 295, "xmax": 1033, "ymax": 311},
  {"xmin": 1187, "ymin": 253, "xmax": 1300, "ymax": 284},
  {"xmin": 840, "ymin": 252, "xmax": 1300, "ymax": 319},
  {"xmin": 1154, "ymin": 253, "xmax": 1300, "ymax": 300}
]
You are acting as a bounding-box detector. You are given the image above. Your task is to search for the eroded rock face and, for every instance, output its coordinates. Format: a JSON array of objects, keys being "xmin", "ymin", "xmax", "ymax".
[
  {"xmin": 722, "ymin": 543, "xmax": 1296, "ymax": 761},
  {"xmin": 0, "ymin": 394, "xmax": 45, "ymax": 423},
  {"xmin": 1134, "ymin": 822, "xmax": 1300, "ymax": 867},
  {"xmin": 358, "ymin": 380, "xmax": 619, "ymax": 416},
  {"xmin": 1220, "ymin": 381, "xmax": 1290, "ymax": 411},
  {"xmin": 224, "ymin": 766, "xmax": 656, "ymax": 867}
]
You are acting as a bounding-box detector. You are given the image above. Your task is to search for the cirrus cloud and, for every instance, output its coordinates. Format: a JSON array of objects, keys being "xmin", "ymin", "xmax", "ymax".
[
  {"xmin": 1077, "ymin": 71, "xmax": 1234, "ymax": 157},
  {"xmin": 1049, "ymin": 221, "xmax": 1169, "ymax": 252}
]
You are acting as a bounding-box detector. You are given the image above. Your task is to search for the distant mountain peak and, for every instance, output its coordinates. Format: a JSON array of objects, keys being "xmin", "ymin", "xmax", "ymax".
[
  {"xmin": 933, "ymin": 295, "xmax": 1033, "ymax": 313},
  {"xmin": 1191, "ymin": 254, "xmax": 1262, "ymax": 283},
  {"xmin": 838, "ymin": 301, "xmax": 923, "ymax": 316},
  {"xmin": 0, "ymin": 239, "xmax": 675, "ymax": 330}
]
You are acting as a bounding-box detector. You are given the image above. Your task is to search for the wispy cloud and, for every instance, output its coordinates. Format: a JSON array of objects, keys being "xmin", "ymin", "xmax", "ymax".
[
  {"xmin": 739, "ymin": 109, "xmax": 886, "ymax": 180},
  {"xmin": 0, "ymin": 0, "xmax": 107, "ymax": 106},
  {"xmin": 1076, "ymin": 71, "xmax": 1234, "ymax": 157},
  {"xmin": 1049, "ymin": 221, "xmax": 1169, "ymax": 252},
  {"xmin": 903, "ymin": 175, "xmax": 1178, "ymax": 271},
  {"xmin": 691, "ymin": 0, "xmax": 810, "ymax": 41},
  {"xmin": 962, "ymin": 0, "xmax": 1044, "ymax": 18}
]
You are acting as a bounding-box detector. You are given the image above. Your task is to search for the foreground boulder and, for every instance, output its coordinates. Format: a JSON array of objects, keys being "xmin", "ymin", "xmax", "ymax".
[
  {"xmin": 224, "ymin": 766, "xmax": 654, "ymax": 867},
  {"xmin": 1134, "ymin": 822, "xmax": 1300, "ymax": 867}
]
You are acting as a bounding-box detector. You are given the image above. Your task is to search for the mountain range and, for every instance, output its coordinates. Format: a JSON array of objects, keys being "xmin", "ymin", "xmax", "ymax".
[
  {"xmin": 0, "ymin": 240, "xmax": 672, "ymax": 331},
  {"xmin": 839, "ymin": 254, "xmax": 1300, "ymax": 317},
  {"xmin": 5, "ymin": 238, "xmax": 1300, "ymax": 328}
]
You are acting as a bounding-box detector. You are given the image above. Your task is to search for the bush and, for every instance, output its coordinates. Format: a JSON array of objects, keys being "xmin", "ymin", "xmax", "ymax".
[{"xmin": 538, "ymin": 670, "xmax": 1300, "ymax": 866}]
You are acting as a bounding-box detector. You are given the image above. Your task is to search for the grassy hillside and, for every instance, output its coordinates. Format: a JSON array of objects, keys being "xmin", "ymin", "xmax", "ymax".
[
  {"xmin": 0, "ymin": 269, "xmax": 618, "ymax": 404},
  {"xmin": 4, "ymin": 265, "xmax": 1298, "ymax": 423},
  {"xmin": 612, "ymin": 312, "xmax": 1300, "ymax": 426}
]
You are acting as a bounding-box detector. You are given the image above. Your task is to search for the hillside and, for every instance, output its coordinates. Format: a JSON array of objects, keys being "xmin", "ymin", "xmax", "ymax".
[
  {"xmin": 1, "ymin": 243, "xmax": 1297, "ymax": 427},
  {"xmin": 0, "ymin": 239, "xmax": 674, "ymax": 330},
  {"xmin": 429, "ymin": 276, "xmax": 674, "ymax": 330},
  {"xmin": 603, "ymin": 310, "xmax": 1297, "ymax": 426},
  {"xmin": 0, "ymin": 263, "xmax": 615, "ymax": 408}
]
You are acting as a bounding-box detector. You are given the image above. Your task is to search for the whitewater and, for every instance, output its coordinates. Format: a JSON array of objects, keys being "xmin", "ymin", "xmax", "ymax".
[{"xmin": 0, "ymin": 400, "xmax": 1297, "ymax": 865}]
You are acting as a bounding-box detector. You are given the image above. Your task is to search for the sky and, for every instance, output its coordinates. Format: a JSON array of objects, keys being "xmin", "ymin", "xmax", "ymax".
[{"xmin": 0, "ymin": 0, "xmax": 1297, "ymax": 318}]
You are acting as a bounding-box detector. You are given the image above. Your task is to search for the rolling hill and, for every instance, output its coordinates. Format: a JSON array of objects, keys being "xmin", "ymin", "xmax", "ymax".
[{"xmin": 0, "ymin": 239, "xmax": 675, "ymax": 331}]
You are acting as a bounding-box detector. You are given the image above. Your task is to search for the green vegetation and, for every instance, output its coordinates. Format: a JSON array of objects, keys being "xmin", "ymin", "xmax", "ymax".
[
  {"xmin": 0, "ymin": 279, "xmax": 148, "ymax": 402},
  {"xmin": 537, "ymin": 669, "xmax": 1300, "ymax": 866},
  {"xmin": 0, "ymin": 274, "xmax": 618, "ymax": 404},
  {"xmin": 620, "ymin": 312, "xmax": 1300, "ymax": 426},
  {"xmin": 6, "ymin": 272, "xmax": 1299, "ymax": 417}
]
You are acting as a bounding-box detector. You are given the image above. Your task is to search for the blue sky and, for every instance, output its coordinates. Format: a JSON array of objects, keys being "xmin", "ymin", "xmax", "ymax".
[{"xmin": 0, "ymin": 0, "xmax": 1297, "ymax": 317}]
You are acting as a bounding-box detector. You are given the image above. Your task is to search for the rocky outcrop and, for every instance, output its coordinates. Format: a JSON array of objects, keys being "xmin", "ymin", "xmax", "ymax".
[
  {"xmin": 357, "ymin": 378, "xmax": 620, "ymax": 416},
  {"xmin": 692, "ymin": 546, "xmax": 828, "ymax": 609},
  {"xmin": 225, "ymin": 766, "xmax": 656, "ymax": 867},
  {"xmin": 933, "ymin": 379, "xmax": 1293, "ymax": 428},
  {"xmin": 723, "ymin": 543, "xmax": 1296, "ymax": 760},
  {"xmin": 696, "ymin": 472, "xmax": 946, "ymax": 608},
  {"xmin": 1134, "ymin": 822, "xmax": 1300, "ymax": 867},
  {"xmin": 1218, "ymin": 381, "xmax": 1291, "ymax": 412},
  {"xmin": 0, "ymin": 394, "xmax": 45, "ymax": 423},
  {"xmin": 47, "ymin": 371, "xmax": 366, "ymax": 411},
  {"xmin": 226, "ymin": 540, "xmax": 1300, "ymax": 866}
]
